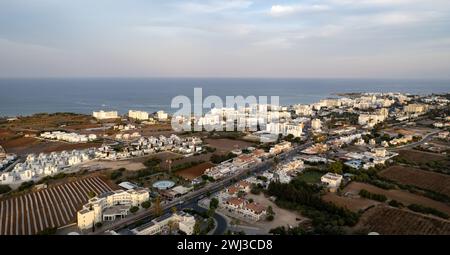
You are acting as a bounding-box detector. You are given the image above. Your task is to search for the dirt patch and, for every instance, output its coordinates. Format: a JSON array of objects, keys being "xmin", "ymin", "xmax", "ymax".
[
  {"xmin": 342, "ymin": 182, "xmax": 450, "ymax": 215},
  {"xmin": 176, "ymin": 162, "xmax": 215, "ymax": 180},
  {"xmin": 379, "ymin": 166, "xmax": 450, "ymax": 197},
  {"xmin": 205, "ymin": 138, "xmax": 254, "ymax": 154},
  {"xmin": 353, "ymin": 206, "xmax": 450, "ymax": 235},
  {"xmin": 81, "ymin": 160, "xmax": 146, "ymax": 172},
  {"xmin": 247, "ymin": 193, "xmax": 307, "ymax": 232}
]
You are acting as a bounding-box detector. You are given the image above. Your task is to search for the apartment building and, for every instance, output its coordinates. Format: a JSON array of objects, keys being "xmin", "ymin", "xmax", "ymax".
[
  {"xmin": 129, "ymin": 110, "xmax": 149, "ymax": 120},
  {"xmin": 77, "ymin": 188, "xmax": 149, "ymax": 230},
  {"xmin": 93, "ymin": 110, "xmax": 119, "ymax": 120}
]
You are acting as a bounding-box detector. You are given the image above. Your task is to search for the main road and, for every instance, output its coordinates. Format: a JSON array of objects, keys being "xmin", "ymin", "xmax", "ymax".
[{"xmin": 89, "ymin": 141, "xmax": 313, "ymax": 235}]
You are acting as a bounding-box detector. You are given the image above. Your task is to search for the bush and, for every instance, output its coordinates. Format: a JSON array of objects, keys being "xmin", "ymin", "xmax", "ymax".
[
  {"xmin": 0, "ymin": 184, "xmax": 11, "ymax": 194},
  {"xmin": 171, "ymin": 161, "xmax": 204, "ymax": 172},
  {"xmin": 144, "ymin": 158, "xmax": 162, "ymax": 168},
  {"xmin": 358, "ymin": 189, "xmax": 387, "ymax": 202},
  {"xmin": 210, "ymin": 152, "xmax": 237, "ymax": 164},
  {"xmin": 388, "ymin": 200, "xmax": 404, "ymax": 208},
  {"xmin": 141, "ymin": 200, "xmax": 151, "ymax": 209},
  {"xmin": 266, "ymin": 214, "xmax": 274, "ymax": 221},
  {"xmin": 18, "ymin": 181, "xmax": 34, "ymax": 191},
  {"xmin": 210, "ymin": 198, "xmax": 219, "ymax": 210},
  {"xmin": 95, "ymin": 222, "xmax": 103, "ymax": 228},
  {"xmin": 37, "ymin": 227, "xmax": 57, "ymax": 235},
  {"xmin": 110, "ymin": 170, "xmax": 123, "ymax": 180},
  {"xmin": 407, "ymin": 204, "xmax": 449, "ymax": 219},
  {"xmin": 130, "ymin": 206, "xmax": 139, "ymax": 214}
]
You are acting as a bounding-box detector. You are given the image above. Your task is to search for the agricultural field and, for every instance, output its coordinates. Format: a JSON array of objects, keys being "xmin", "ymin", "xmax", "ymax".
[
  {"xmin": 0, "ymin": 176, "xmax": 113, "ymax": 235},
  {"xmin": 341, "ymin": 182, "xmax": 450, "ymax": 215},
  {"xmin": 354, "ymin": 206, "xmax": 450, "ymax": 235},
  {"xmin": 176, "ymin": 162, "xmax": 215, "ymax": 180},
  {"xmin": 379, "ymin": 166, "xmax": 450, "ymax": 197},
  {"xmin": 397, "ymin": 149, "xmax": 448, "ymax": 164},
  {"xmin": 0, "ymin": 113, "xmax": 95, "ymax": 130},
  {"xmin": 1, "ymin": 138, "xmax": 102, "ymax": 156},
  {"xmin": 322, "ymin": 193, "xmax": 379, "ymax": 212}
]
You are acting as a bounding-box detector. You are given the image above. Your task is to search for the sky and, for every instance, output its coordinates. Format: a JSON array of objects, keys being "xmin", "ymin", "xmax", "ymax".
[{"xmin": 1, "ymin": 0, "xmax": 450, "ymax": 78}]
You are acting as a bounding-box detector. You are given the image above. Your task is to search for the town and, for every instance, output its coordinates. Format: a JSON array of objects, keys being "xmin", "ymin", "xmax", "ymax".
[{"xmin": 0, "ymin": 92, "xmax": 449, "ymax": 235}]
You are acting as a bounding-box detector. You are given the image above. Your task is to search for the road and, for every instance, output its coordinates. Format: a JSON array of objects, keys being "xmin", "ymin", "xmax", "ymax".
[
  {"xmin": 89, "ymin": 141, "xmax": 313, "ymax": 235},
  {"xmin": 389, "ymin": 131, "xmax": 439, "ymax": 151}
]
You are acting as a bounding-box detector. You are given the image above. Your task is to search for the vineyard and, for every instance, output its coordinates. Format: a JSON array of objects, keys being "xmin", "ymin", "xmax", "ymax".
[
  {"xmin": 0, "ymin": 176, "xmax": 113, "ymax": 235},
  {"xmin": 355, "ymin": 206, "xmax": 450, "ymax": 235},
  {"xmin": 379, "ymin": 166, "xmax": 450, "ymax": 197}
]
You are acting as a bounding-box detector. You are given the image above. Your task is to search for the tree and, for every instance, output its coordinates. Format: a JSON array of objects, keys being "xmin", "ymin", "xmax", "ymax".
[
  {"xmin": 168, "ymin": 220, "xmax": 176, "ymax": 234},
  {"xmin": 87, "ymin": 191, "xmax": 96, "ymax": 199},
  {"xmin": 207, "ymin": 208, "xmax": 216, "ymax": 218},
  {"xmin": 171, "ymin": 206, "xmax": 177, "ymax": 214},
  {"xmin": 141, "ymin": 200, "xmax": 151, "ymax": 209},
  {"xmin": 95, "ymin": 222, "xmax": 103, "ymax": 228},
  {"xmin": 328, "ymin": 161, "xmax": 343, "ymax": 174},
  {"xmin": 154, "ymin": 196, "xmax": 163, "ymax": 217},
  {"xmin": 207, "ymin": 218, "xmax": 215, "ymax": 232},
  {"xmin": 193, "ymin": 221, "xmax": 201, "ymax": 235},
  {"xmin": 273, "ymin": 156, "xmax": 280, "ymax": 166},
  {"xmin": 266, "ymin": 215, "xmax": 274, "ymax": 221},
  {"xmin": 130, "ymin": 206, "xmax": 139, "ymax": 214},
  {"xmin": 237, "ymin": 190, "xmax": 246, "ymax": 198},
  {"xmin": 285, "ymin": 134, "xmax": 294, "ymax": 141},
  {"xmin": 267, "ymin": 206, "xmax": 275, "ymax": 216},
  {"xmin": 0, "ymin": 184, "xmax": 11, "ymax": 194},
  {"xmin": 210, "ymin": 198, "xmax": 219, "ymax": 210}
]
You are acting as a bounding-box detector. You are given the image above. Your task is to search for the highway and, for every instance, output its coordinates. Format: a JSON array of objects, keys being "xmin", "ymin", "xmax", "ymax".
[{"xmin": 89, "ymin": 141, "xmax": 313, "ymax": 235}]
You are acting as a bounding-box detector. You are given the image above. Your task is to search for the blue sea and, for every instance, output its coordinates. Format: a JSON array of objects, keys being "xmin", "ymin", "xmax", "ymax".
[{"xmin": 0, "ymin": 78, "xmax": 449, "ymax": 117}]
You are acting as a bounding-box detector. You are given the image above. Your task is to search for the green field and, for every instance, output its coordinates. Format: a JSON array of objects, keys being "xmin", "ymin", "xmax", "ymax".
[{"xmin": 297, "ymin": 170, "xmax": 323, "ymax": 184}]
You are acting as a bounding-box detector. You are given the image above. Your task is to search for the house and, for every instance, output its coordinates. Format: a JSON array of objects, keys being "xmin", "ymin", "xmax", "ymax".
[
  {"xmin": 269, "ymin": 141, "xmax": 292, "ymax": 155},
  {"xmin": 321, "ymin": 172, "xmax": 343, "ymax": 192},
  {"xmin": 243, "ymin": 202, "xmax": 267, "ymax": 221}
]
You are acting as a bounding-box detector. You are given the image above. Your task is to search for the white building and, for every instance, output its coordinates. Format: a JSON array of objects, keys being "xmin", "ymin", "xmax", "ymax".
[
  {"xmin": 132, "ymin": 212, "xmax": 196, "ymax": 235},
  {"xmin": 77, "ymin": 188, "xmax": 149, "ymax": 230},
  {"xmin": 129, "ymin": 110, "xmax": 149, "ymax": 120},
  {"xmin": 404, "ymin": 104, "xmax": 427, "ymax": 114},
  {"xmin": 266, "ymin": 122, "xmax": 303, "ymax": 137},
  {"xmin": 269, "ymin": 141, "xmax": 292, "ymax": 155},
  {"xmin": 156, "ymin": 111, "xmax": 168, "ymax": 121},
  {"xmin": 311, "ymin": 118, "xmax": 322, "ymax": 131},
  {"xmin": 93, "ymin": 110, "xmax": 119, "ymax": 120},
  {"xmin": 321, "ymin": 172, "xmax": 343, "ymax": 192},
  {"xmin": 294, "ymin": 104, "xmax": 313, "ymax": 116}
]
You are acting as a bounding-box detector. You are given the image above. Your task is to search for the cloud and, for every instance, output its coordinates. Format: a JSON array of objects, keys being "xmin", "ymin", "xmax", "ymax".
[
  {"xmin": 372, "ymin": 12, "xmax": 420, "ymax": 25},
  {"xmin": 329, "ymin": 0, "xmax": 420, "ymax": 6},
  {"xmin": 178, "ymin": 0, "xmax": 253, "ymax": 13},
  {"xmin": 269, "ymin": 4, "xmax": 330, "ymax": 17}
]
